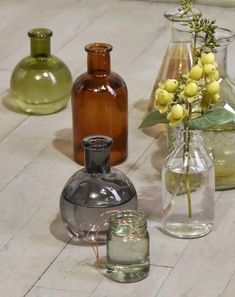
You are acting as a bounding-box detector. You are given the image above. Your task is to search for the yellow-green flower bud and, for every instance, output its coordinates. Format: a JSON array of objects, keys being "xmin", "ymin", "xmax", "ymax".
[
  {"xmin": 189, "ymin": 65, "xmax": 203, "ymax": 80},
  {"xmin": 185, "ymin": 81, "xmax": 198, "ymax": 97},
  {"xmin": 210, "ymin": 69, "xmax": 220, "ymax": 81},
  {"xmin": 206, "ymin": 81, "xmax": 220, "ymax": 95},
  {"xmin": 164, "ymin": 79, "xmax": 178, "ymax": 92},
  {"xmin": 204, "ymin": 64, "xmax": 216, "ymax": 75},
  {"xmin": 171, "ymin": 104, "xmax": 183, "ymax": 120},
  {"xmin": 201, "ymin": 52, "xmax": 215, "ymax": 64},
  {"xmin": 157, "ymin": 90, "xmax": 172, "ymax": 105},
  {"xmin": 211, "ymin": 94, "xmax": 220, "ymax": 104}
]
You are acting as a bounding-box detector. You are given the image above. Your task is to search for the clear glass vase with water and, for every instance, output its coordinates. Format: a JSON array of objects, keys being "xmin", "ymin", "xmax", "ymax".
[{"xmin": 162, "ymin": 129, "xmax": 215, "ymax": 238}]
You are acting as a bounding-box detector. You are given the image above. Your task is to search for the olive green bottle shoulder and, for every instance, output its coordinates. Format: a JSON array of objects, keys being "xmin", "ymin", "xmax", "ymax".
[{"xmin": 12, "ymin": 54, "xmax": 72, "ymax": 74}]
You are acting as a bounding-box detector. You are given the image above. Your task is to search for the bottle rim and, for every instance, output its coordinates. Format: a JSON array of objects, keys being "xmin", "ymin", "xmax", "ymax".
[
  {"xmin": 28, "ymin": 28, "xmax": 53, "ymax": 38},
  {"xmin": 215, "ymin": 27, "xmax": 235, "ymax": 43},
  {"xmin": 164, "ymin": 7, "xmax": 201, "ymax": 23},
  {"xmin": 82, "ymin": 135, "xmax": 113, "ymax": 150},
  {"xmin": 197, "ymin": 27, "xmax": 235, "ymax": 48},
  {"xmin": 85, "ymin": 43, "xmax": 113, "ymax": 53},
  {"xmin": 109, "ymin": 210, "xmax": 147, "ymax": 230}
]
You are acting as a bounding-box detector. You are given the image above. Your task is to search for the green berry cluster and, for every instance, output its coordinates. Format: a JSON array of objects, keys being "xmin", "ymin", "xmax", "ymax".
[{"xmin": 154, "ymin": 52, "xmax": 221, "ymax": 126}]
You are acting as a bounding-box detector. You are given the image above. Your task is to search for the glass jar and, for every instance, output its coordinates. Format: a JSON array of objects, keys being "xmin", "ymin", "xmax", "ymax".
[
  {"xmin": 162, "ymin": 129, "xmax": 215, "ymax": 238},
  {"xmin": 60, "ymin": 136, "xmax": 138, "ymax": 244},
  {"xmin": 10, "ymin": 28, "xmax": 72, "ymax": 114},
  {"xmin": 203, "ymin": 28, "xmax": 235, "ymax": 190},
  {"xmin": 106, "ymin": 210, "xmax": 149, "ymax": 283},
  {"xmin": 148, "ymin": 8, "xmax": 193, "ymax": 112},
  {"xmin": 72, "ymin": 43, "xmax": 128, "ymax": 166}
]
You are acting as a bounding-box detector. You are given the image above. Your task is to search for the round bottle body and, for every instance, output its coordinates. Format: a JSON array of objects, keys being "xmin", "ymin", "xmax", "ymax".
[
  {"xmin": 11, "ymin": 55, "xmax": 72, "ymax": 114},
  {"xmin": 60, "ymin": 168, "xmax": 137, "ymax": 244},
  {"xmin": 10, "ymin": 28, "xmax": 72, "ymax": 115}
]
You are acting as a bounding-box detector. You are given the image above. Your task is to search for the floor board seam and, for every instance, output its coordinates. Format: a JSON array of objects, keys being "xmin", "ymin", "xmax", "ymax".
[{"xmin": 23, "ymin": 238, "xmax": 73, "ymax": 297}]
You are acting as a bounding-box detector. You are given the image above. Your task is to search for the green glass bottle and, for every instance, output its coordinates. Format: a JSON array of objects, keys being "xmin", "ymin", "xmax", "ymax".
[{"xmin": 10, "ymin": 28, "xmax": 72, "ymax": 114}]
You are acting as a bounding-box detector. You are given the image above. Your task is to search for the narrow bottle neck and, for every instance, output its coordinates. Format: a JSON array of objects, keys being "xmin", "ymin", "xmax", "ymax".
[
  {"xmin": 87, "ymin": 52, "xmax": 111, "ymax": 75},
  {"xmin": 174, "ymin": 128, "xmax": 203, "ymax": 148},
  {"xmin": 171, "ymin": 23, "xmax": 191, "ymax": 43},
  {"xmin": 84, "ymin": 148, "xmax": 111, "ymax": 174},
  {"xmin": 30, "ymin": 38, "xmax": 51, "ymax": 57},
  {"xmin": 85, "ymin": 43, "xmax": 112, "ymax": 75},
  {"xmin": 216, "ymin": 47, "xmax": 227, "ymax": 78},
  {"xmin": 83, "ymin": 136, "xmax": 112, "ymax": 174}
]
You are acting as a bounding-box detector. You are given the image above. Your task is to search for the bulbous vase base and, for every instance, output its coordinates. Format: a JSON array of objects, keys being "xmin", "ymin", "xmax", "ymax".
[{"xmin": 164, "ymin": 222, "xmax": 213, "ymax": 239}]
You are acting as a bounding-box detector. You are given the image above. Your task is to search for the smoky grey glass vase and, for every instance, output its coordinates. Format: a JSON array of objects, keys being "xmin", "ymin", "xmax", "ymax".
[{"xmin": 60, "ymin": 135, "xmax": 138, "ymax": 244}]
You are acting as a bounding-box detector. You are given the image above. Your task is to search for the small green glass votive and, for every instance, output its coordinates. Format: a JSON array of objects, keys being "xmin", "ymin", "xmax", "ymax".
[{"xmin": 106, "ymin": 210, "xmax": 150, "ymax": 283}]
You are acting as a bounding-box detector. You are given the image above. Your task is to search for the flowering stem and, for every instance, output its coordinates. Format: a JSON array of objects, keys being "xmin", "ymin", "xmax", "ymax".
[
  {"xmin": 183, "ymin": 127, "xmax": 192, "ymax": 218},
  {"xmin": 193, "ymin": 34, "xmax": 197, "ymax": 66}
]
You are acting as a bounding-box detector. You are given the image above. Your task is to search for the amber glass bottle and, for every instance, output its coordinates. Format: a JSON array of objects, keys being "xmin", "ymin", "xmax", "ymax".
[{"xmin": 72, "ymin": 43, "xmax": 128, "ymax": 165}]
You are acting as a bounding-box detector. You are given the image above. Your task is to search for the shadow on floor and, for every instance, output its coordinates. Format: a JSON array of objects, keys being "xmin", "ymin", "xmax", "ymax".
[
  {"xmin": 50, "ymin": 213, "xmax": 92, "ymax": 246},
  {"xmin": 2, "ymin": 90, "xmax": 25, "ymax": 114},
  {"xmin": 52, "ymin": 128, "xmax": 74, "ymax": 161}
]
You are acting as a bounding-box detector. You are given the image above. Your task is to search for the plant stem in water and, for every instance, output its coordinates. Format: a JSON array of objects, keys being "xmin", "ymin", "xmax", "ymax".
[{"xmin": 183, "ymin": 124, "xmax": 192, "ymax": 219}]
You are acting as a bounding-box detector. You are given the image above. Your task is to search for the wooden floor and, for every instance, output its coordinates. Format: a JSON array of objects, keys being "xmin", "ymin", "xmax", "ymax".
[{"xmin": 1, "ymin": 1, "xmax": 235, "ymax": 296}]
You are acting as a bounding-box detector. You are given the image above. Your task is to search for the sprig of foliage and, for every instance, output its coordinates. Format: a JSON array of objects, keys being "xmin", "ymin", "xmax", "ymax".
[
  {"xmin": 179, "ymin": 1, "xmax": 219, "ymax": 60},
  {"xmin": 139, "ymin": 0, "xmax": 235, "ymax": 130},
  {"xmin": 179, "ymin": 0, "xmax": 195, "ymax": 15},
  {"xmin": 189, "ymin": 15, "xmax": 218, "ymax": 57}
]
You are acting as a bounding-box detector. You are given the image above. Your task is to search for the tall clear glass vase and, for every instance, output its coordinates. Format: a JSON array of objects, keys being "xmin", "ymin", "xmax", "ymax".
[
  {"xmin": 203, "ymin": 28, "xmax": 235, "ymax": 190},
  {"xmin": 148, "ymin": 8, "xmax": 193, "ymax": 112},
  {"xmin": 162, "ymin": 129, "xmax": 215, "ymax": 238}
]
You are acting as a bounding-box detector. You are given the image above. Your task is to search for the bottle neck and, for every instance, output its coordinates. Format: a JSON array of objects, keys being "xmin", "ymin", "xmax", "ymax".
[
  {"xmin": 84, "ymin": 148, "xmax": 111, "ymax": 174},
  {"xmin": 87, "ymin": 52, "xmax": 111, "ymax": 75},
  {"xmin": 30, "ymin": 37, "xmax": 51, "ymax": 57},
  {"xmin": 171, "ymin": 22, "xmax": 191, "ymax": 43},
  {"xmin": 28, "ymin": 28, "xmax": 53, "ymax": 57},
  {"xmin": 85, "ymin": 43, "xmax": 112, "ymax": 75},
  {"xmin": 83, "ymin": 136, "xmax": 112, "ymax": 174},
  {"xmin": 174, "ymin": 128, "xmax": 203, "ymax": 148}
]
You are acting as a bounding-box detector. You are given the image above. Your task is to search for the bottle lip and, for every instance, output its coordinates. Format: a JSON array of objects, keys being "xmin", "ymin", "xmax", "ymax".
[
  {"xmin": 109, "ymin": 210, "xmax": 147, "ymax": 230},
  {"xmin": 164, "ymin": 7, "xmax": 200, "ymax": 22},
  {"xmin": 82, "ymin": 135, "xmax": 113, "ymax": 151},
  {"xmin": 28, "ymin": 28, "xmax": 53, "ymax": 38},
  {"xmin": 215, "ymin": 27, "xmax": 235, "ymax": 43},
  {"xmin": 85, "ymin": 43, "xmax": 113, "ymax": 53},
  {"xmin": 197, "ymin": 27, "xmax": 235, "ymax": 47}
]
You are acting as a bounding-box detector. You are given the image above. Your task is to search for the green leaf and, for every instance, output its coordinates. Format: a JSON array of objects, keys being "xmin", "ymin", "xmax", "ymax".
[
  {"xmin": 139, "ymin": 110, "xmax": 168, "ymax": 129},
  {"xmin": 188, "ymin": 107, "xmax": 235, "ymax": 130}
]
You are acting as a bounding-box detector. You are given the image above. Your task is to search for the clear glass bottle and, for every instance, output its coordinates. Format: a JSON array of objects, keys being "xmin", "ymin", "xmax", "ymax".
[
  {"xmin": 106, "ymin": 210, "xmax": 149, "ymax": 283},
  {"xmin": 203, "ymin": 28, "xmax": 235, "ymax": 190},
  {"xmin": 72, "ymin": 43, "xmax": 128, "ymax": 166},
  {"xmin": 60, "ymin": 136, "xmax": 138, "ymax": 244},
  {"xmin": 10, "ymin": 28, "xmax": 72, "ymax": 114},
  {"xmin": 148, "ymin": 8, "xmax": 193, "ymax": 112},
  {"xmin": 162, "ymin": 129, "xmax": 215, "ymax": 238}
]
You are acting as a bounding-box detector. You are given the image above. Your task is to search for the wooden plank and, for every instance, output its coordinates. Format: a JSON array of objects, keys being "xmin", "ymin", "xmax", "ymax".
[
  {"xmin": 0, "ymin": 106, "xmax": 71, "ymax": 192},
  {"xmin": 1, "ymin": 0, "xmax": 114, "ymax": 72},
  {"xmin": 27, "ymin": 287, "xmax": 91, "ymax": 297},
  {"xmin": 0, "ymin": 0, "xmax": 78, "ymax": 64},
  {"xmin": 0, "ymin": 143, "xmax": 77, "ymax": 247},
  {"xmin": 90, "ymin": 266, "xmax": 171, "ymax": 297}
]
